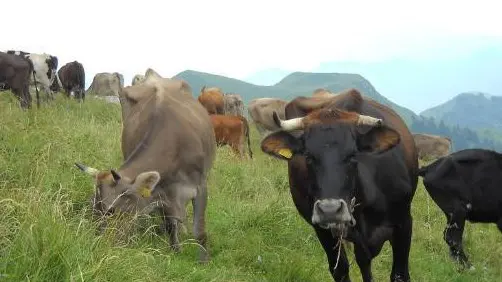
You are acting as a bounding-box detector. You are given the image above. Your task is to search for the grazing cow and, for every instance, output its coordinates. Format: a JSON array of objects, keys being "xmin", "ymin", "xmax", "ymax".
[
  {"xmin": 76, "ymin": 69, "xmax": 215, "ymax": 263},
  {"xmin": 418, "ymin": 148, "xmax": 502, "ymax": 269},
  {"xmin": 86, "ymin": 72, "xmax": 123, "ymax": 97},
  {"xmin": 223, "ymin": 93, "xmax": 244, "ymax": 116},
  {"xmin": 312, "ymin": 88, "xmax": 336, "ymax": 98},
  {"xmin": 7, "ymin": 50, "xmax": 58, "ymax": 100},
  {"xmin": 247, "ymin": 97, "xmax": 288, "ymax": 136},
  {"xmin": 58, "ymin": 61, "xmax": 85, "ymax": 100},
  {"xmin": 210, "ymin": 114, "xmax": 253, "ymax": 159},
  {"xmin": 413, "ymin": 133, "xmax": 452, "ymax": 160},
  {"xmin": 260, "ymin": 88, "xmax": 418, "ymax": 282},
  {"xmin": 0, "ymin": 51, "xmax": 36, "ymax": 109},
  {"xmin": 131, "ymin": 74, "xmax": 145, "ymax": 85},
  {"xmin": 198, "ymin": 86, "xmax": 224, "ymax": 115}
]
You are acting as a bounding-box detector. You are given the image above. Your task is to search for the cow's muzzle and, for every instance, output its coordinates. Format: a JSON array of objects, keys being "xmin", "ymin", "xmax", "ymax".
[{"xmin": 311, "ymin": 199, "xmax": 356, "ymax": 229}]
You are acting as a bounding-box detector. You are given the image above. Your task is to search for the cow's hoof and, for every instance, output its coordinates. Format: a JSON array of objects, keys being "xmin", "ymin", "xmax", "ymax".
[
  {"xmin": 198, "ymin": 252, "xmax": 210, "ymax": 265},
  {"xmin": 171, "ymin": 244, "xmax": 182, "ymax": 253},
  {"xmin": 391, "ymin": 274, "xmax": 410, "ymax": 282}
]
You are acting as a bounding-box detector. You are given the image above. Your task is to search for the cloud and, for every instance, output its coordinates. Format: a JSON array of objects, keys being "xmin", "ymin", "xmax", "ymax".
[{"xmin": 1, "ymin": 0, "xmax": 500, "ymax": 87}]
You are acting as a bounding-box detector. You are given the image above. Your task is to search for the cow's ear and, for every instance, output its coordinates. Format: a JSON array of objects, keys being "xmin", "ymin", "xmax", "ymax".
[
  {"xmin": 132, "ymin": 171, "xmax": 161, "ymax": 198},
  {"xmin": 356, "ymin": 126, "xmax": 400, "ymax": 154},
  {"xmin": 261, "ymin": 131, "xmax": 302, "ymax": 160}
]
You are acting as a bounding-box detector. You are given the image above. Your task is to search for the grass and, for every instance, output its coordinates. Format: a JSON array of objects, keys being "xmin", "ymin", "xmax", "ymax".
[{"xmin": 0, "ymin": 92, "xmax": 500, "ymax": 282}]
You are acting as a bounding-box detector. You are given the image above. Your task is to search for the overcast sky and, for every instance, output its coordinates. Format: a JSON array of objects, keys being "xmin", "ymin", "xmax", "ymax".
[{"xmin": 2, "ymin": 0, "xmax": 500, "ymax": 89}]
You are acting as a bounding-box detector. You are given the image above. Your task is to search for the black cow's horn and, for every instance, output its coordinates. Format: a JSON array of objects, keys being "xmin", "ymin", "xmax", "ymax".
[
  {"xmin": 357, "ymin": 115, "xmax": 383, "ymax": 126},
  {"xmin": 274, "ymin": 112, "xmax": 305, "ymax": 131}
]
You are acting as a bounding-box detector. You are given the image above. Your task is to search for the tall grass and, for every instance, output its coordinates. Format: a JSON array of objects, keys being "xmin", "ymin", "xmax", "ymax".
[{"xmin": 0, "ymin": 93, "xmax": 500, "ymax": 281}]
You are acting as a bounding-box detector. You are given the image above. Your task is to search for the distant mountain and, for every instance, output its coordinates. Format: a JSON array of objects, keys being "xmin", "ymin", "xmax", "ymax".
[
  {"xmin": 244, "ymin": 68, "xmax": 292, "ymax": 86},
  {"xmin": 420, "ymin": 92, "xmax": 502, "ymax": 131},
  {"xmin": 273, "ymin": 72, "xmax": 417, "ymax": 124},
  {"xmin": 245, "ymin": 39, "xmax": 502, "ymax": 114},
  {"xmin": 314, "ymin": 44, "xmax": 502, "ymax": 114},
  {"xmin": 173, "ymin": 70, "xmax": 418, "ymax": 124}
]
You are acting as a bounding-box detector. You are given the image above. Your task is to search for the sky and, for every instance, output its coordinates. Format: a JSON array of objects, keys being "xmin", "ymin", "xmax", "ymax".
[{"xmin": 2, "ymin": 0, "xmax": 501, "ymax": 108}]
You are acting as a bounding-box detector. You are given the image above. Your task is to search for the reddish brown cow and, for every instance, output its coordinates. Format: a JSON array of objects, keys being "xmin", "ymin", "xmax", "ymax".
[
  {"xmin": 210, "ymin": 115, "xmax": 253, "ymax": 159},
  {"xmin": 198, "ymin": 86, "xmax": 224, "ymax": 115}
]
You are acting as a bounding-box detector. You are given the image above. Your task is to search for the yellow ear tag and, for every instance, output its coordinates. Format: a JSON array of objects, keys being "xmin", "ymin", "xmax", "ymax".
[
  {"xmin": 139, "ymin": 186, "xmax": 151, "ymax": 198},
  {"xmin": 278, "ymin": 148, "xmax": 293, "ymax": 159}
]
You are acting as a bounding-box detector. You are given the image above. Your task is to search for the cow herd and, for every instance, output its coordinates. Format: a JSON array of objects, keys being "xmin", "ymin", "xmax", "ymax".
[
  {"xmin": 1, "ymin": 51, "xmax": 501, "ymax": 281},
  {"xmin": 0, "ymin": 50, "xmax": 86, "ymax": 108}
]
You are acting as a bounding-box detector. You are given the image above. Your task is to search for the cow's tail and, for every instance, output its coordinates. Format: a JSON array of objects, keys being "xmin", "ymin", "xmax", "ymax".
[
  {"xmin": 28, "ymin": 59, "xmax": 40, "ymax": 108},
  {"xmin": 239, "ymin": 116, "xmax": 253, "ymax": 159}
]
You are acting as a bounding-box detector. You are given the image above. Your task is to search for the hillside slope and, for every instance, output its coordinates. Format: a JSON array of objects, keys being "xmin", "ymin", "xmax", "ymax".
[
  {"xmin": 174, "ymin": 70, "xmax": 417, "ymax": 124},
  {"xmin": 420, "ymin": 92, "xmax": 502, "ymax": 131}
]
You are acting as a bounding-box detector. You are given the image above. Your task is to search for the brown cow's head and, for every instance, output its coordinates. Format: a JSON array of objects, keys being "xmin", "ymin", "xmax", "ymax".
[
  {"xmin": 75, "ymin": 163, "xmax": 161, "ymax": 216},
  {"xmin": 261, "ymin": 108, "xmax": 400, "ymax": 232}
]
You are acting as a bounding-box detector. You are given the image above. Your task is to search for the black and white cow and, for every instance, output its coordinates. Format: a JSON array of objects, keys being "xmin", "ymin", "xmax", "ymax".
[
  {"xmin": 6, "ymin": 50, "xmax": 58, "ymax": 100},
  {"xmin": 419, "ymin": 148, "xmax": 502, "ymax": 269}
]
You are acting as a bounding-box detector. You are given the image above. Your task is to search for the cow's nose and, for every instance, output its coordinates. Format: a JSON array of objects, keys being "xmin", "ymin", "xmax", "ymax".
[
  {"xmin": 312, "ymin": 199, "xmax": 353, "ymax": 226},
  {"xmin": 316, "ymin": 199, "xmax": 344, "ymax": 215}
]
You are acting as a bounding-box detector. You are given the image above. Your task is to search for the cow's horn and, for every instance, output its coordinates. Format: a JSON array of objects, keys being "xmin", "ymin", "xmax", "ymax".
[
  {"xmin": 75, "ymin": 163, "xmax": 99, "ymax": 176},
  {"xmin": 357, "ymin": 115, "xmax": 383, "ymax": 127},
  {"xmin": 110, "ymin": 169, "xmax": 121, "ymax": 182},
  {"xmin": 273, "ymin": 111, "xmax": 305, "ymax": 131}
]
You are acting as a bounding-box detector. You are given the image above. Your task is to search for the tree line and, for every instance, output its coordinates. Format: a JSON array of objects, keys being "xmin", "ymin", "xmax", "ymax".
[{"xmin": 410, "ymin": 115, "xmax": 502, "ymax": 152}]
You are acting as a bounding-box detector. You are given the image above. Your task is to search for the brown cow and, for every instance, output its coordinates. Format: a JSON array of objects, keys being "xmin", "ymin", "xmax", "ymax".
[
  {"xmin": 413, "ymin": 133, "xmax": 452, "ymax": 160},
  {"xmin": 260, "ymin": 88, "xmax": 418, "ymax": 281},
  {"xmin": 75, "ymin": 69, "xmax": 216, "ymax": 263},
  {"xmin": 210, "ymin": 114, "xmax": 253, "ymax": 159},
  {"xmin": 198, "ymin": 86, "xmax": 224, "ymax": 114}
]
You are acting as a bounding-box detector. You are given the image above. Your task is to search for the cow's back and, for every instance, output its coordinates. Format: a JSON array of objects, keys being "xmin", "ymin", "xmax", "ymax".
[
  {"xmin": 248, "ymin": 98, "xmax": 287, "ymax": 128},
  {"xmin": 120, "ymin": 77, "xmax": 216, "ymax": 178},
  {"xmin": 414, "ymin": 133, "xmax": 451, "ymax": 160}
]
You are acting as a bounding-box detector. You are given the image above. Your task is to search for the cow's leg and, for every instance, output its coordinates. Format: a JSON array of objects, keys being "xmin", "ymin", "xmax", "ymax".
[
  {"xmin": 354, "ymin": 244, "xmax": 373, "ymax": 282},
  {"xmin": 192, "ymin": 180, "xmax": 209, "ymax": 263},
  {"xmin": 254, "ymin": 123, "xmax": 267, "ymax": 137},
  {"xmin": 443, "ymin": 207, "xmax": 470, "ymax": 269},
  {"xmin": 230, "ymin": 141, "xmax": 241, "ymax": 158},
  {"xmin": 314, "ymin": 227, "xmax": 351, "ymax": 282},
  {"xmin": 238, "ymin": 136, "xmax": 245, "ymax": 158},
  {"xmin": 161, "ymin": 205, "xmax": 182, "ymax": 253},
  {"xmin": 497, "ymin": 217, "xmax": 502, "ymax": 232},
  {"xmin": 390, "ymin": 209, "xmax": 413, "ymax": 282}
]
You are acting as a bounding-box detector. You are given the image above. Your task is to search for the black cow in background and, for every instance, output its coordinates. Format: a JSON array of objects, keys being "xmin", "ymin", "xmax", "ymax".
[
  {"xmin": 58, "ymin": 61, "xmax": 85, "ymax": 101},
  {"xmin": 419, "ymin": 148, "xmax": 502, "ymax": 269}
]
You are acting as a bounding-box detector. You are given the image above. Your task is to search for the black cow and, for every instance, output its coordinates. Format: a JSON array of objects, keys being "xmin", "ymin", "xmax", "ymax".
[
  {"xmin": 261, "ymin": 89, "xmax": 418, "ymax": 282},
  {"xmin": 0, "ymin": 51, "xmax": 38, "ymax": 109},
  {"xmin": 58, "ymin": 61, "xmax": 85, "ymax": 101},
  {"xmin": 418, "ymin": 148, "xmax": 502, "ymax": 269}
]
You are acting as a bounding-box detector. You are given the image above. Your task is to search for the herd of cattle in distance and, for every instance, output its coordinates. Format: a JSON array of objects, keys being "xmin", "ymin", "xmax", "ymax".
[{"xmin": 1, "ymin": 49, "xmax": 501, "ymax": 282}]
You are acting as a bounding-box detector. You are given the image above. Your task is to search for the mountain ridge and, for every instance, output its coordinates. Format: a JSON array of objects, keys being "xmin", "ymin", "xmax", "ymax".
[{"xmin": 173, "ymin": 69, "xmax": 417, "ymax": 124}]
